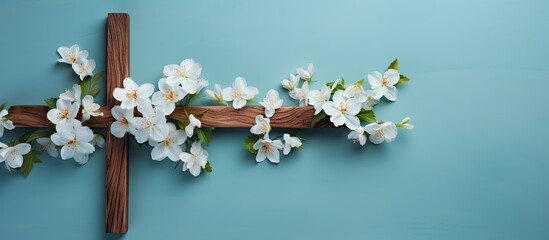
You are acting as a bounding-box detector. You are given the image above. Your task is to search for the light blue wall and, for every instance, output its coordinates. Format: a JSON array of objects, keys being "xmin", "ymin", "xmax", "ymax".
[{"xmin": 1, "ymin": 0, "xmax": 548, "ymax": 239}]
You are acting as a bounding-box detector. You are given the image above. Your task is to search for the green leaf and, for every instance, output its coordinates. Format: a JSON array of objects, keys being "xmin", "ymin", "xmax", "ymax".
[
  {"xmin": 26, "ymin": 129, "xmax": 54, "ymax": 143},
  {"xmin": 357, "ymin": 109, "xmax": 376, "ymax": 123},
  {"xmin": 387, "ymin": 58, "xmax": 399, "ymax": 71},
  {"xmin": 396, "ymin": 74, "xmax": 410, "ymax": 85},
  {"xmin": 196, "ymin": 127, "xmax": 214, "ymax": 146},
  {"xmin": 21, "ymin": 150, "xmax": 42, "ymax": 177},
  {"xmin": 243, "ymin": 135, "xmax": 260, "ymax": 154},
  {"xmin": 86, "ymin": 71, "xmax": 104, "ymax": 97},
  {"xmin": 204, "ymin": 161, "xmax": 212, "ymax": 173},
  {"xmin": 311, "ymin": 111, "xmax": 328, "ymax": 127},
  {"xmin": 175, "ymin": 119, "xmax": 188, "ymax": 130},
  {"xmin": 90, "ymin": 71, "xmax": 104, "ymax": 89},
  {"xmin": 44, "ymin": 98, "xmax": 58, "ymax": 109},
  {"xmin": 81, "ymin": 78, "xmax": 91, "ymax": 96},
  {"xmin": 88, "ymin": 88, "xmax": 101, "ymax": 97},
  {"xmin": 0, "ymin": 102, "xmax": 7, "ymax": 111}
]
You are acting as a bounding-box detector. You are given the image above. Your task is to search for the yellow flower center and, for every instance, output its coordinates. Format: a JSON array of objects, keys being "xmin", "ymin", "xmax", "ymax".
[
  {"xmin": 126, "ymin": 89, "xmax": 139, "ymax": 100},
  {"xmin": 164, "ymin": 136, "xmax": 175, "ymax": 146},
  {"xmin": 69, "ymin": 52, "xmax": 77, "ymax": 63},
  {"xmin": 120, "ymin": 118, "xmax": 129, "ymax": 126},
  {"xmin": 381, "ymin": 77, "xmax": 389, "ymax": 86},
  {"xmin": 262, "ymin": 143, "xmax": 272, "ymax": 154},
  {"xmin": 10, "ymin": 149, "xmax": 19, "ymax": 158},
  {"xmin": 375, "ymin": 129, "xmax": 384, "ymax": 138},
  {"xmin": 339, "ymin": 103, "xmax": 348, "ymax": 113},
  {"xmin": 233, "ymin": 89, "xmax": 244, "ymax": 99},
  {"xmin": 175, "ymin": 68, "xmax": 187, "ymax": 78},
  {"xmin": 58, "ymin": 108, "xmax": 70, "ymax": 119},
  {"xmin": 164, "ymin": 90, "xmax": 176, "ymax": 102},
  {"xmin": 68, "ymin": 139, "xmax": 78, "ymax": 146}
]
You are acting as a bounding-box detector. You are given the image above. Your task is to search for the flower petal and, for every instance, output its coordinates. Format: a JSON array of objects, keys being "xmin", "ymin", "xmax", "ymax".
[
  {"xmin": 384, "ymin": 86, "xmax": 398, "ymax": 101},
  {"xmin": 385, "ymin": 69, "xmax": 400, "ymax": 86},
  {"xmin": 367, "ymin": 71, "xmax": 382, "ymax": 88},
  {"xmin": 151, "ymin": 145, "xmax": 166, "ymax": 161}
]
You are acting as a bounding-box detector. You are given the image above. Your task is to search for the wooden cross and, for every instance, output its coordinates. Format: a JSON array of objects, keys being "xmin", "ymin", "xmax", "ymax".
[{"xmin": 7, "ymin": 13, "xmax": 334, "ymax": 233}]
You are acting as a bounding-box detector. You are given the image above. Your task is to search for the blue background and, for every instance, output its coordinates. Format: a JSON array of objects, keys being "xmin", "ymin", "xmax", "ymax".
[{"xmin": 1, "ymin": 0, "xmax": 548, "ymax": 239}]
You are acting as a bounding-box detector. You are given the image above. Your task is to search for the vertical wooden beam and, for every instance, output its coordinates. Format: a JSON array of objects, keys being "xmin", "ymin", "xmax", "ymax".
[{"xmin": 105, "ymin": 13, "xmax": 130, "ymax": 233}]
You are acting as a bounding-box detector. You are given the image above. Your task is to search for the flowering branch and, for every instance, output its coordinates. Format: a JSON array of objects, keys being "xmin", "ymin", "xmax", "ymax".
[{"xmin": 0, "ymin": 43, "xmax": 414, "ymax": 177}]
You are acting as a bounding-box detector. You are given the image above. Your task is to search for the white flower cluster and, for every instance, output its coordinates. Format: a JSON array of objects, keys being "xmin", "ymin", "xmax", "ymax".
[
  {"xmin": 248, "ymin": 90, "xmax": 302, "ymax": 163},
  {"xmin": 0, "ymin": 44, "xmax": 105, "ymax": 173},
  {"xmin": 205, "ymin": 77, "xmax": 259, "ymax": 109},
  {"xmin": 110, "ymin": 59, "xmax": 210, "ymax": 177},
  {"xmin": 0, "ymin": 107, "xmax": 25, "ymax": 170},
  {"xmin": 39, "ymin": 45, "xmax": 106, "ymax": 165},
  {"xmin": 281, "ymin": 63, "xmax": 414, "ymax": 146},
  {"xmin": 45, "ymin": 84, "xmax": 104, "ymax": 164},
  {"xmin": 57, "ymin": 44, "xmax": 96, "ymax": 80},
  {"xmin": 202, "ymin": 75, "xmax": 301, "ymax": 163}
]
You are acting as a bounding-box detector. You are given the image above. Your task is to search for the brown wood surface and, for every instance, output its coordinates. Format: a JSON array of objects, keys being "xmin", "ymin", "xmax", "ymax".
[
  {"xmin": 9, "ymin": 105, "xmax": 336, "ymax": 129},
  {"xmin": 105, "ymin": 13, "xmax": 130, "ymax": 234}
]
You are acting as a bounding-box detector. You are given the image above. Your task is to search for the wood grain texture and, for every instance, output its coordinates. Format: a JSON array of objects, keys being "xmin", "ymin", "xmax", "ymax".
[
  {"xmin": 168, "ymin": 106, "xmax": 337, "ymax": 128},
  {"xmin": 8, "ymin": 105, "xmax": 336, "ymax": 129},
  {"xmin": 9, "ymin": 106, "xmax": 114, "ymax": 128},
  {"xmin": 105, "ymin": 13, "xmax": 129, "ymax": 234}
]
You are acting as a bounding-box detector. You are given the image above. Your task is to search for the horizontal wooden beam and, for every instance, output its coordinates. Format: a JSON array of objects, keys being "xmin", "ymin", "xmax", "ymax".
[
  {"xmin": 9, "ymin": 105, "xmax": 336, "ymax": 128},
  {"xmin": 169, "ymin": 106, "xmax": 336, "ymax": 128},
  {"xmin": 8, "ymin": 105, "xmax": 114, "ymax": 128}
]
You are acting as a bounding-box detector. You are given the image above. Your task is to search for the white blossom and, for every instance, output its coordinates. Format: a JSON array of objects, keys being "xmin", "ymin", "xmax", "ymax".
[
  {"xmin": 205, "ymin": 83, "xmax": 227, "ymax": 104},
  {"xmin": 150, "ymin": 123, "xmax": 186, "ymax": 161},
  {"xmin": 46, "ymin": 99, "xmax": 80, "ymax": 126},
  {"xmin": 113, "ymin": 77, "xmax": 154, "ymax": 111},
  {"xmin": 283, "ymin": 134, "xmax": 302, "ymax": 155},
  {"xmin": 297, "ymin": 63, "xmax": 314, "ymax": 81},
  {"xmin": 90, "ymin": 134, "xmax": 105, "ymax": 148},
  {"xmin": 322, "ymin": 90, "xmax": 361, "ymax": 129},
  {"xmin": 152, "ymin": 78, "xmax": 186, "ymax": 115},
  {"xmin": 253, "ymin": 136, "xmax": 283, "ymax": 163},
  {"xmin": 57, "ymin": 44, "xmax": 88, "ymax": 64},
  {"xmin": 364, "ymin": 122, "xmax": 398, "ymax": 144},
  {"xmin": 81, "ymin": 95, "xmax": 103, "ymax": 121},
  {"xmin": 71, "ymin": 58, "xmax": 95, "ymax": 80},
  {"xmin": 110, "ymin": 106, "xmax": 137, "ymax": 138},
  {"xmin": 347, "ymin": 126, "xmax": 367, "ymax": 146},
  {"xmin": 359, "ymin": 90, "xmax": 379, "ymax": 110},
  {"xmin": 290, "ymin": 81, "xmax": 309, "ymax": 106},
  {"xmin": 0, "ymin": 143, "xmax": 31, "ymax": 170},
  {"xmin": 179, "ymin": 141, "xmax": 208, "ymax": 177},
  {"xmin": 0, "ymin": 109, "xmax": 15, "ymax": 138},
  {"xmin": 0, "ymin": 142, "xmax": 7, "ymax": 165},
  {"xmin": 259, "ymin": 89, "xmax": 283, "ymax": 117},
  {"xmin": 398, "ymin": 117, "xmax": 414, "ymax": 129},
  {"xmin": 181, "ymin": 77, "xmax": 209, "ymax": 95},
  {"xmin": 163, "ymin": 59, "xmax": 202, "ymax": 86},
  {"xmin": 222, "ymin": 77, "xmax": 259, "ymax": 109},
  {"xmin": 185, "ymin": 114, "xmax": 201, "ymax": 138},
  {"xmin": 36, "ymin": 137, "xmax": 59, "ymax": 158},
  {"xmin": 250, "ymin": 115, "xmax": 271, "ymax": 136},
  {"xmin": 307, "ymin": 79, "xmax": 340, "ymax": 115},
  {"xmin": 281, "ymin": 73, "xmax": 300, "ymax": 92},
  {"xmin": 343, "ymin": 80, "xmax": 365, "ymax": 98},
  {"xmin": 59, "ymin": 84, "xmax": 82, "ymax": 104},
  {"xmin": 368, "ymin": 69, "xmax": 399, "ymax": 101},
  {"xmin": 50, "ymin": 122, "xmax": 95, "ymax": 164},
  {"xmin": 129, "ymin": 105, "xmax": 169, "ymax": 144}
]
